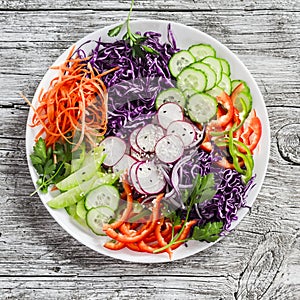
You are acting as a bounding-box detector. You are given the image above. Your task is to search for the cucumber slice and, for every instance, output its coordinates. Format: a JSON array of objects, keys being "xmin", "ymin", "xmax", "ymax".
[
  {"xmin": 218, "ymin": 73, "xmax": 232, "ymax": 95},
  {"xmin": 187, "ymin": 93, "xmax": 217, "ymax": 123},
  {"xmin": 71, "ymin": 143, "xmax": 86, "ymax": 173},
  {"xmin": 155, "ymin": 88, "xmax": 186, "ymax": 109},
  {"xmin": 80, "ymin": 146, "xmax": 105, "ymax": 168},
  {"xmin": 183, "ymin": 89, "xmax": 197, "ymax": 100},
  {"xmin": 47, "ymin": 173, "xmax": 118, "ymax": 209},
  {"xmin": 177, "ymin": 67, "xmax": 207, "ymax": 93},
  {"xmin": 86, "ymin": 206, "xmax": 114, "ymax": 235},
  {"xmin": 206, "ymin": 86, "xmax": 224, "ymax": 98},
  {"xmin": 233, "ymin": 91, "xmax": 253, "ymax": 114},
  {"xmin": 231, "ymin": 80, "xmax": 250, "ymax": 94},
  {"xmin": 188, "ymin": 44, "xmax": 216, "ymax": 61},
  {"xmin": 56, "ymin": 146, "xmax": 105, "ymax": 191},
  {"xmin": 48, "ymin": 178, "xmax": 96, "ymax": 209},
  {"xmin": 169, "ymin": 50, "xmax": 195, "ymax": 77},
  {"xmin": 56, "ymin": 162, "xmax": 99, "ymax": 192},
  {"xmin": 201, "ymin": 56, "xmax": 223, "ymax": 84},
  {"xmin": 85, "ymin": 185, "xmax": 120, "ymax": 211},
  {"xmin": 76, "ymin": 199, "xmax": 87, "ymax": 220},
  {"xmin": 65, "ymin": 204, "xmax": 77, "ymax": 217},
  {"xmin": 219, "ymin": 58, "xmax": 231, "ymax": 76},
  {"xmin": 66, "ymin": 204, "xmax": 87, "ymax": 226},
  {"xmin": 190, "ymin": 62, "xmax": 217, "ymax": 90}
]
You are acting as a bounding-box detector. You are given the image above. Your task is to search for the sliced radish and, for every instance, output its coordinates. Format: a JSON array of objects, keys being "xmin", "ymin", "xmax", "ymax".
[
  {"xmin": 100, "ymin": 136, "xmax": 126, "ymax": 167},
  {"xmin": 136, "ymin": 124, "xmax": 164, "ymax": 153},
  {"xmin": 112, "ymin": 154, "xmax": 137, "ymax": 174},
  {"xmin": 129, "ymin": 161, "xmax": 146, "ymax": 195},
  {"xmin": 136, "ymin": 161, "xmax": 166, "ymax": 194},
  {"xmin": 130, "ymin": 127, "xmax": 142, "ymax": 152},
  {"xmin": 130, "ymin": 147, "xmax": 143, "ymax": 161},
  {"xmin": 157, "ymin": 102, "xmax": 184, "ymax": 129},
  {"xmin": 155, "ymin": 135, "xmax": 184, "ymax": 164},
  {"xmin": 167, "ymin": 120, "xmax": 196, "ymax": 147}
]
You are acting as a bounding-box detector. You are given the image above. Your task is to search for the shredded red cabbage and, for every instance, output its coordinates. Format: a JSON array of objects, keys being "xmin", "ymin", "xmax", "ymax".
[
  {"xmin": 191, "ymin": 168, "xmax": 255, "ymax": 231},
  {"xmin": 77, "ymin": 25, "xmax": 178, "ymax": 136}
]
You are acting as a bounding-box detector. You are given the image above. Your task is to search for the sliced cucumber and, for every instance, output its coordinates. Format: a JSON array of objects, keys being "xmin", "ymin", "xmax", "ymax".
[
  {"xmin": 190, "ymin": 62, "xmax": 217, "ymax": 91},
  {"xmin": 71, "ymin": 143, "xmax": 86, "ymax": 173},
  {"xmin": 155, "ymin": 88, "xmax": 186, "ymax": 109},
  {"xmin": 183, "ymin": 88, "xmax": 197, "ymax": 100},
  {"xmin": 56, "ymin": 162, "xmax": 98, "ymax": 192},
  {"xmin": 65, "ymin": 204, "xmax": 77, "ymax": 217},
  {"xmin": 66, "ymin": 204, "xmax": 86, "ymax": 226},
  {"xmin": 177, "ymin": 67, "xmax": 207, "ymax": 93},
  {"xmin": 56, "ymin": 146, "xmax": 105, "ymax": 191},
  {"xmin": 80, "ymin": 146, "xmax": 105, "ymax": 168},
  {"xmin": 231, "ymin": 80, "xmax": 250, "ymax": 94},
  {"xmin": 233, "ymin": 91, "xmax": 253, "ymax": 114},
  {"xmin": 48, "ymin": 178, "xmax": 96, "ymax": 209},
  {"xmin": 85, "ymin": 184, "xmax": 120, "ymax": 211},
  {"xmin": 219, "ymin": 58, "xmax": 231, "ymax": 76},
  {"xmin": 188, "ymin": 44, "xmax": 216, "ymax": 61},
  {"xmin": 47, "ymin": 173, "xmax": 118, "ymax": 209},
  {"xmin": 201, "ymin": 56, "xmax": 223, "ymax": 85},
  {"xmin": 187, "ymin": 93, "xmax": 217, "ymax": 123},
  {"xmin": 169, "ymin": 50, "xmax": 195, "ymax": 77},
  {"xmin": 86, "ymin": 206, "xmax": 115, "ymax": 235},
  {"xmin": 206, "ymin": 86, "xmax": 224, "ymax": 98},
  {"xmin": 218, "ymin": 73, "xmax": 232, "ymax": 95},
  {"xmin": 76, "ymin": 199, "xmax": 87, "ymax": 220}
]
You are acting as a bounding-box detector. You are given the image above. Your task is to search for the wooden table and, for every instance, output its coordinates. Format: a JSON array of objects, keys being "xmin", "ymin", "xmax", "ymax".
[{"xmin": 1, "ymin": 1, "xmax": 299, "ymax": 299}]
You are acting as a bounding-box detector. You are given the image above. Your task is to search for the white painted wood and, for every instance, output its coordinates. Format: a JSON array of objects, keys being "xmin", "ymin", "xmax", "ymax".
[{"xmin": 0, "ymin": 1, "xmax": 299, "ymax": 299}]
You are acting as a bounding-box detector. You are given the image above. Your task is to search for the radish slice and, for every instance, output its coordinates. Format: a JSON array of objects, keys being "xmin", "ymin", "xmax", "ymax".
[
  {"xmin": 155, "ymin": 135, "xmax": 184, "ymax": 164},
  {"xmin": 157, "ymin": 102, "xmax": 184, "ymax": 129},
  {"xmin": 113, "ymin": 154, "xmax": 137, "ymax": 174},
  {"xmin": 130, "ymin": 127, "xmax": 142, "ymax": 152},
  {"xmin": 130, "ymin": 147, "xmax": 144, "ymax": 161},
  {"xmin": 129, "ymin": 162, "xmax": 146, "ymax": 195},
  {"xmin": 100, "ymin": 136, "xmax": 126, "ymax": 167},
  {"xmin": 136, "ymin": 161, "xmax": 166, "ymax": 194},
  {"xmin": 167, "ymin": 120, "xmax": 196, "ymax": 147},
  {"xmin": 136, "ymin": 124, "xmax": 164, "ymax": 153}
]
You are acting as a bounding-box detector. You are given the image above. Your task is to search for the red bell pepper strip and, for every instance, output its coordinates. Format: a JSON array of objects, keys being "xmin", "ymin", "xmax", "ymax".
[
  {"xmin": 216, "ymin": 91, "xmax": 234, "ymax": 128},
  {"xmin": 241, "ymin": 110, "xmax": 262, "ymax": 153}
]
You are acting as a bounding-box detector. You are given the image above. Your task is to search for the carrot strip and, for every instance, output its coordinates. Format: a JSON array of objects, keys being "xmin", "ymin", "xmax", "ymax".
[{"xmin": 25, "ymin": 47, "xmax": 119, "ymax": 149}]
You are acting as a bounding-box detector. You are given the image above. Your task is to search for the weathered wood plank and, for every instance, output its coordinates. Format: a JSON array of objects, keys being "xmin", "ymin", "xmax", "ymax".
[
  {"xmin": 0, "ymin": 0, "xmax": 299, "ymax": 11},
  {"xmin": 0, "ymin": 275, "xmax": 237, "ymax": 300}
]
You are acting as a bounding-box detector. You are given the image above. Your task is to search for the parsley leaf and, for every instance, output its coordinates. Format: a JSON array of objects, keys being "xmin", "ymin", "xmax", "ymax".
[
  {"xmin": 30, "ymin": 138, "xmax": 72, "ymax": 195},
  {"xmin": 190, "ymin": 173, "xmax": 217, "ymax": 205},
  {"xmin": 107, "ymin": 0, "xmax": 158, "ymax": 58},
  {"xmin": 191, "ymin": 222, "xmax": 223, "ymax": 242}
]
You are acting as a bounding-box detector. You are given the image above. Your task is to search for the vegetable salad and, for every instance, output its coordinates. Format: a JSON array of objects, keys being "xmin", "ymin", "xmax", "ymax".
[{"xmin": 26, "ymin": 2, "xmax": 262, "ymax": 259}]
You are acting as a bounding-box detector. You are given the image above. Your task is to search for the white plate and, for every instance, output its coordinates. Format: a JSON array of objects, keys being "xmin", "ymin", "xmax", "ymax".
[{"xmin": 26, "ymin": 20, "xmax": 270, "ymax": 263}]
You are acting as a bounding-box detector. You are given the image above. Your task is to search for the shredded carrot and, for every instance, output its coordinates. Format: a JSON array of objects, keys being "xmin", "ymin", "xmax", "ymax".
[{"xmin": 23, "ymin": 46, "xmax": 119, "ymax": 150}]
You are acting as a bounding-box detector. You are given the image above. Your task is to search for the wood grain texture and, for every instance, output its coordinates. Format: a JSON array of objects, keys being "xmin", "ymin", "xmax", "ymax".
[{"xmin": 0, "ymin": 0, "xmax": 299, "ymax": 299}]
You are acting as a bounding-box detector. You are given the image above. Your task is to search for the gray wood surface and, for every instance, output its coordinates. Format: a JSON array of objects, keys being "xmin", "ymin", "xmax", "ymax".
[{"xmin": 0, "ymin": 0, "xmax": 299, "ymax": 299}]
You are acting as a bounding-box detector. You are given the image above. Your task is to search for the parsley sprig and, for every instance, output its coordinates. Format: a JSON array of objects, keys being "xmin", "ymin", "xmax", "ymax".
[
  {"xmin": 155, "ymin": 174, "xmax": 223, "ymax": 253},
  {"xmin": 30, "ymin": 138, "xmax": 71, "ymax": 195},
  {"xmin": 108, "ymin": 0, "xmax": 159, "ymax": 58}
]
